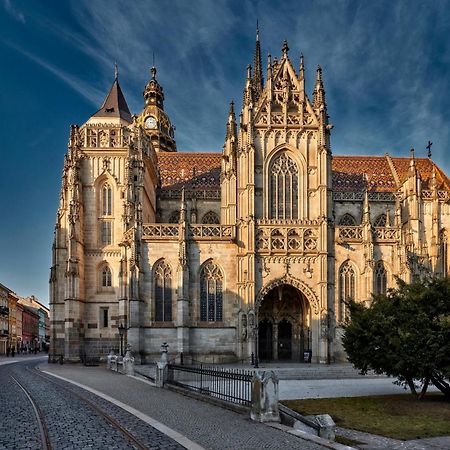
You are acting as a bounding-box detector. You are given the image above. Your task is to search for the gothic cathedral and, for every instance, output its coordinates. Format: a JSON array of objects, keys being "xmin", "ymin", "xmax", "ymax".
[{"xmin": 50, "ymin": 33, "xmax": 450, "ymax": 364}]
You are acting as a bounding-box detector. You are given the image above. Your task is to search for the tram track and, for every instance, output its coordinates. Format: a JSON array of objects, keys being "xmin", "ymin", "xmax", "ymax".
[
  {"xmin": 10, "ymin": 373, "xmax": 52, "ymax": 450},
  {"xmin": 25, "ymin": 366, "xmax": 151, "ymax": 450}
]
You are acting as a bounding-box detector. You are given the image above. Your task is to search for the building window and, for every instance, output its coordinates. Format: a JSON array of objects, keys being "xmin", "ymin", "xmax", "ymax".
[
  {"xmin": 339, "ymin": 262, "xmax": 356, "ymax": 322},
  {"xmin": 269, "ymin": 153, "xmax": 299, "ymax": 220},
  {"xmin": 154, "ymin": 260, "xmax": 172, "ymax": 321},
  {"xmin": 102, "ymin": 184, "xmax": 112, "ymax": 216},
  {"xmin": 100, "ymin": 308, "xmax": 109, "ymax": 328},
  {"xmin": 374, "ymin": 261, "xmax": 387, "ymax": 295},
  {"xmin": 440, "ymin": 229, "xmax": 448, "ymax": 277},
  {"xmin": 201, "ymin": 211, "xmax": 220, "ymax": 224},
  {"xmin": 200, "ymin": 261, "xmax": 223, "ymax": 322},
  {"xmin": 101, "ymin": 221, "xmax": 112, "ymax": 245},
  {"xmin": 373, "ymin": 213, "xmax": 387, "ymax": 227},
  {"xmin": 101, "ymin": 266, "xmax": 112, "ymax": 287},
  {"xmin": 168, "ymin": 210, "xmax": 180, "ymax": 224},
  {"xmin": 339, "ymin": 213, "xmax": 356, "ymax": 226}
]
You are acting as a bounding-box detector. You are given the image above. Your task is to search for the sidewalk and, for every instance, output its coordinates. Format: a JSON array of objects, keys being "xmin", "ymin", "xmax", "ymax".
[
  {"xmin": 39, "ymin": 362, "xmax": 333, "ymax": 450},
  {"xmin": 0, "ymin": 353, "xmax": 46, "ymax": 366}
]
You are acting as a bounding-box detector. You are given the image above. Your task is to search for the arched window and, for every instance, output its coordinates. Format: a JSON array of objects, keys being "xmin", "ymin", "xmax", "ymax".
[
  {"xmin": 373, "ymin": 214, "xmax": 387, "ymax": 227},
  {"xmin": 339, "ymin": 214, "xmax": 356, "ymax": 226},
  {"xmin": 101, "ymin": 266, "xmax": 112, "ymax": 288},
  {"xmin": 168, "ymin": 210, "xmax": 180, "ymax": 224},
  {"xmin": 201, "ymin": 211, "xmax": 220, "ymax": 224},
  {"xmin": 269, "ymin": 153, "xmax": 299, "ymax": 220},
  {"xmin": 102, "ymin": 183, "xmax": 112, "ymax": 216},
  {"xmin": 339, "ymin": 262, "xmax": 356, "ymax": 322},
  {"xmin": 374, "ymin": 261, "xmax": 387, "ymax": 295},
  {"xmin": 154, "ymin": 260, "xmax": 172, "ymax": 321},
  {"xmin": 200, "ymin": 261, "xmax": 223, "ymax": 322},
  {"xmin": 440, "ymin": 229, "xmax": 448, "ymax": 277}
]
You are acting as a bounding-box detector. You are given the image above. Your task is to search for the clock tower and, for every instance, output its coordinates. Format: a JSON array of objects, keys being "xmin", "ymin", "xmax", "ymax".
[{"xmin": 138, "ymin": 65, "xmax": 177, "ymax": 152}]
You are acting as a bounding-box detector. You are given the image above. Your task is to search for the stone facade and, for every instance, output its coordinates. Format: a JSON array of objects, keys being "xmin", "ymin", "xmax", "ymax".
[{"xmin": 50, "ymin": 35, "xmax": 450, "ymax": 364}]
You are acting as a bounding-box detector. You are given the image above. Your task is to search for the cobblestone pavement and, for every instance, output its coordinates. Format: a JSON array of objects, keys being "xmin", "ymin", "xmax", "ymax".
[
  {"xmin": 41, "ymin": 362, "xmax": 332, "ymax": 450},
  {"xmin": 0, "ymin": 359, "xmax": 185, "ymax": 450}
]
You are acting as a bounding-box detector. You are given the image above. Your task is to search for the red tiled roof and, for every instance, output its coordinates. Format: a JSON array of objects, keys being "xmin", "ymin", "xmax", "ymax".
[
  {"xmin": 157, "ymin": 152, "xmax": 221, "ymax": 189},
  {"xmin": 157, "ymin": 152, "xmax": 449, "ymax": 192}
]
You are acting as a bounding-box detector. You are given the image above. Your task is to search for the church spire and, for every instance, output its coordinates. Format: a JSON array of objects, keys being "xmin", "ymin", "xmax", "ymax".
[
  {"xmin": 144, "ymin": 64, "xmax": 165, "ymax": 109},
  {"xmin": 252, "ymin": 21, "xmax": 263, "ymax": 100},
  {"xmin": 91, "ymin": 66, "xmax": 132, "ymax": 123}
]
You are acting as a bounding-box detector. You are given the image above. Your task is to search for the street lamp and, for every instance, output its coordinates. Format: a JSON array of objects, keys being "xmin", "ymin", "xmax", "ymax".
[{"xmin": 118, "ymin": 323, "xmax": 125, "ymax": 357}]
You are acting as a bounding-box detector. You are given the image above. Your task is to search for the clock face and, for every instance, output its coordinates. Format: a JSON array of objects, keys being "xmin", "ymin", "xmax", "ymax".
[{"xmin": 145, "ymin": 116, "xmax": 157, "ymax": 129}]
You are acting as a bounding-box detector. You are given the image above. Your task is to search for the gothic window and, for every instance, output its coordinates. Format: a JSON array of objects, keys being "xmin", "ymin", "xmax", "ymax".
[
  {"xmin": 168, "ymin": 210, "xmax": 180, "ymax": 224},
  {"xmin": 339, "ymin": 262, "xmax": 356, "ymax": 322},
  {"xmin": 373, "ymin": 214, "xmax": 387, "ymax": 227},
  {"xmin": 269, "ymin": 153, "xmax": 299, "ymax": 220},
  {"xmin": 102, "ymin": 183, "xmax": 112, "ymax": 216},
  {"xmin": 200, "ymin": 261, "xmax": 223, "ymax": 322},
  {"xmin": 339, "ymin": 214, "xmax": 356, "ymax": 226},
  {"xmin": 154, "ymin": 260, "xmax": 172, "ymax": 322},
  {"xmin": 374, "ymin": 261, "xmax": 387, "ymax": 295},
  {"xmin": 101, "ymin": 221, "xmax": 112, "ymax": 245},
  {"xmin": 201, "ymin": 211, "xmax": 220, "ymax": 224},
  {"xmin": 101, "ymin": 266, "xmax": 112, "ymax": 288},
  {"xmin": 440, "ymin": 229, "xmax": 448, "ymax": 277}
]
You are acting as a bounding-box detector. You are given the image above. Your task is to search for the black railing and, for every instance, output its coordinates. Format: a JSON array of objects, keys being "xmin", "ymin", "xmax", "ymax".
[{"xmin": 167, "ymin": 363, "xmax": 253, "ymax": 406}]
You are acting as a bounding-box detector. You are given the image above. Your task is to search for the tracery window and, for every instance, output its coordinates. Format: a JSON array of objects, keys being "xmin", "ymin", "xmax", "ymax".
[
  {"xmin": 101, "ymin": 266, "xmax": 112, "ymax": 288},
  {"xmin": 373, "ymin": 214, "xmax": 387, "ymax": 227},
  {"xmin": 440, "ymin": 229, "xmax": 448, "ymax": 277},
  {"xmin": 201, "ymin": 211, "xmax": 220, "ymax": 224},
  {"xmin": 154, "ymin": 260, "xmax": 172, "ymax": 321},
  {"xmin": 102, "ymin": 183, "xmax": 112, "ymax": 216},
  {"xmin": 168, "ymin": 210, "xmax": 180, "ymax": 224},
  {"xmin": 374, "ymin": 261, "xmax": 387, "ymax": 295},
  {"xmin": 101, "ymin": 221, "xmax": 112, "ymax": 245},
  {"xmin": 200, "ymin": 261, "xmax": 223, "ymax": 322},
  {"xmin": 269, "ymin": 153, "xmax": 299, "ymax": 220},
  {"xmin": 339, "ymin": 214, "xmax": 356, "ymax": 226},
  {"xmin": 339, "ymin": 262, "xmax": 356, "ymax": 322}
]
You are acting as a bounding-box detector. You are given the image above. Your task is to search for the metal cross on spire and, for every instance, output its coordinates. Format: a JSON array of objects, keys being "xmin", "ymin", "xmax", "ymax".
[{"xmin": 427, "ymin": 140, "xmax": 433, "ymax": 158}]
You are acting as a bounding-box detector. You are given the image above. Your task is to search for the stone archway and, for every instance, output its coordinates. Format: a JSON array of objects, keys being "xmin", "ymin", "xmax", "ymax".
[{"xmin": 257, "ymin": 283, "xmax": 311, "ymax": 362}]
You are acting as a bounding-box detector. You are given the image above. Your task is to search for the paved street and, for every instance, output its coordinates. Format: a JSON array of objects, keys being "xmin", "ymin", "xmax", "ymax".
[{"xmin": 0, "ymin": 357, "xmax": 333, "ymax": 450}]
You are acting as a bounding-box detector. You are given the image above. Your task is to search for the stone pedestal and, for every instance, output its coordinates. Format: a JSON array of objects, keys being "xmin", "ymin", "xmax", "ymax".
[{"xmin": 250, "ymin": 370, "xmax": 280, "ymax": 423}]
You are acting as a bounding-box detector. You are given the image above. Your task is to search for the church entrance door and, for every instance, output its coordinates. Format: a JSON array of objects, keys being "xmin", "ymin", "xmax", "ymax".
[
  {"xmin": 258, "ymin": 320, "xmax": 272, "ymax": 360},
  {"xmin": 278, "ymin": 320, "xmax": 292, "ymax": 360},
  {"xmin": 257, "ymin": 284, "xmax": 310, "ymax": 362}
]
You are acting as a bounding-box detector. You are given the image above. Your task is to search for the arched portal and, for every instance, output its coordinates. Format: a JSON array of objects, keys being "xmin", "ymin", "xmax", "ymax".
[{"xmin": 257, "ymin": 284, "xmax": 311, "ymax": 362}]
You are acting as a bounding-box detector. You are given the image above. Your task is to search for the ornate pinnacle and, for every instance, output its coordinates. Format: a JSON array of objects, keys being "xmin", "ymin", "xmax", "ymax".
[
  {"xmin": 151, "ymin": 65, "xmax": 157, "ymax": 80},
  {"xmin": 282, "ymin": 39, "xmax": 289, "ymax": 57},
  {"xmin": 252, "ymin": 21, "xmax": 263, "ymax": 99}
]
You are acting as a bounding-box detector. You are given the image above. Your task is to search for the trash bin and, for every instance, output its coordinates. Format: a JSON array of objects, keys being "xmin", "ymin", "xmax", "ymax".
[{"xmin": 303, "ymin": 350, "xmax": 312, "ymax": 363}]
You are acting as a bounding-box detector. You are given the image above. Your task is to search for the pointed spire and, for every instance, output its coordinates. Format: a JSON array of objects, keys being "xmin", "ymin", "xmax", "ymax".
[
  {"xmin": 92, "ymin": 74, "xmax": 132, "ymax": 123},
  {"xmin": 252, "ymin": 21, "xmax": 263, "ymax": 100},
  {"xmin": 362, "ymin": 188, "xmax": 371, "ymax": 224},
  {"xmin": 313, "ymin": 65, "xmax": 325, "ymax": 108}
]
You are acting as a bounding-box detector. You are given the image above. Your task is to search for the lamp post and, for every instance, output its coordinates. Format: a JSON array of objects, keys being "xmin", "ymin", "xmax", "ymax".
[{"xmin": 118, "ymin": 323, "xmax": 125, "ymax": 357}]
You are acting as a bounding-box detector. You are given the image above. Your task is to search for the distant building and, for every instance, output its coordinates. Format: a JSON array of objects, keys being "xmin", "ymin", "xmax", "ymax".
[
  {"xmin": 50, "ymin": 34, "xmax": 450, "ymax": 364},
  {"xmin": 22, "ymin": 306, "xmax": 39, "ymax": 350},
  {"xmin": 0, "ymin": 284, "xmax": 9, "ymax": 355},
  {"xmin": 19, "ymin": 296, "xmax": 49, "ymax": 350}
]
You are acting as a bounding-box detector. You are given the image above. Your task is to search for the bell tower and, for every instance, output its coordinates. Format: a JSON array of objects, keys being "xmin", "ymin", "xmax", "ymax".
[{"xmin": 137, "ymin": 65, "xmax": 176, "ymax": 152}]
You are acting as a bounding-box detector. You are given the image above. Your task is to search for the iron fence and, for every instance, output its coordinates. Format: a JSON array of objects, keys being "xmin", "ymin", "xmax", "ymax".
[{"xmin": 167, "ymin": 363, "xmax": 253, "ymax": 406}]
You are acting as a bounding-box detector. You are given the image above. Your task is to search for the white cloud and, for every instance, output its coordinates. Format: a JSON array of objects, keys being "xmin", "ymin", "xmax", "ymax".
[
  {"xmin": 3, "ymin": 40, "xmax": 104, "ymax": 106},
  {"xmin": 2, "ymin": 0, "xmax": 25, "ymax": 23}
]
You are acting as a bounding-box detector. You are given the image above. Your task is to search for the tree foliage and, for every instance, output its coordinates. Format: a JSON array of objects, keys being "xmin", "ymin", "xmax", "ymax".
[{"xmin": 342, "ymin": 277, "xmax": 450, "ymax": 399}]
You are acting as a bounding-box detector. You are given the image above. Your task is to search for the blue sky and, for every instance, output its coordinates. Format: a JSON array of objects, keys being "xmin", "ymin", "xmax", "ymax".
[{"xmin": 1, "ymin": 0, "xmax": 450, "ymax": 305}]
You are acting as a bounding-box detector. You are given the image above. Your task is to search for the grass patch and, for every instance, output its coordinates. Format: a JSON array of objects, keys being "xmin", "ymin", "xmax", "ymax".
[{"xmin": 282, "ymin": 394, "xmax": 450, "ymax": 440}]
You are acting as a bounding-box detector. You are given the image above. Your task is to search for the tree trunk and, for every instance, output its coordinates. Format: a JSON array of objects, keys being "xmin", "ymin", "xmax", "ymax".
[
  {"xmin": 406, "ymin": 377, "xmax": 418, "ymax": 398},
  {"xmin": 418, "ymin": 376, "xmax": 430, "ymax": 400},
  {"xmin": 431, "ymin": 373, "xmax": 450, "ymax": 398}
]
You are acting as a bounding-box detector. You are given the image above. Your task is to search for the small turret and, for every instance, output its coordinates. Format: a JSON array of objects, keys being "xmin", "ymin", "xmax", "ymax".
[{"xmin": 143, "ymin": 65, "xmax": 164, "ymax": 109}]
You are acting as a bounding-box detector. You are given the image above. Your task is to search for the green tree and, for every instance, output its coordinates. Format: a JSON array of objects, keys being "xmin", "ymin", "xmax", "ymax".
[{"xmin": 342, "ymin": 277, "xmax": 450, "ymax": 399}]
